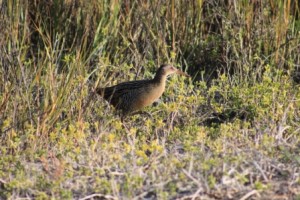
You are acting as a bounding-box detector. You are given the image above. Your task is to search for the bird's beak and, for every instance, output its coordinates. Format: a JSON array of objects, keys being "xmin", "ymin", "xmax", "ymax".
[{"xmin": 176, "ymin": 69, "xmax": 190, "ymax": 77}]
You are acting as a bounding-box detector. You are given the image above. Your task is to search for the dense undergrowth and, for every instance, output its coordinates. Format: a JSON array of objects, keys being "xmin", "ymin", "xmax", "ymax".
[{"xmin": 1, "ymin": 0, "xmax": 300, "ymax": 199}]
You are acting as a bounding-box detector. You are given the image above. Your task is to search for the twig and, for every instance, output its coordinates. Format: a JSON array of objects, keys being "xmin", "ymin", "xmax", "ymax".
[
  {"xmin": 252, "ymin": 161, "xmax": 269, "ymax": 182},
  {"xmin": 79, "ymin": 193, "xmax": 117, "ymax": 200},
  {"xmin": 182, "ymin": 169, "xmax": 202, "ymax": 187},
  {"xmin": 239, "ymin": 190, "xmax": 260, "ymax": 200},
  {"xmin": 0, "ymin": 178, "xmax": 7, "ymax": 184}
]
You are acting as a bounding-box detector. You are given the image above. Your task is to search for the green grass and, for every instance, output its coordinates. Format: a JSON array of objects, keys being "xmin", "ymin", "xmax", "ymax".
[{"xmin": 1, "ymin": 0, "xmax": 300, "ymax": 199}]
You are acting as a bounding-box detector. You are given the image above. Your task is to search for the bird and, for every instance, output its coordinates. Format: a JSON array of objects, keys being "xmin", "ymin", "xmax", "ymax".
[{"xmin": 96, "ymin": 64, "xmax": 190, "ymax": 119}]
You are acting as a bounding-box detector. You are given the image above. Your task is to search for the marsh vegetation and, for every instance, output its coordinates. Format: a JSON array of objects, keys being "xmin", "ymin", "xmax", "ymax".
[{"xmin": 1, "ymin": 0, "xmax": 300, "ymax": 199}]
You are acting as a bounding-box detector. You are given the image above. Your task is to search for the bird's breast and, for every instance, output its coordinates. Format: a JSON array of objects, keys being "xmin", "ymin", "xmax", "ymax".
[{"xmin": 133, "ymin": 83, "xmax": 165, "ymax": 110}]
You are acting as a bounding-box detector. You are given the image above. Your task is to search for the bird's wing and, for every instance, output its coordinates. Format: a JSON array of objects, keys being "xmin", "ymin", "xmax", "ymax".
[{"xmin": 97, "ymin": 79, "xmax": 152, "ymax": 106}]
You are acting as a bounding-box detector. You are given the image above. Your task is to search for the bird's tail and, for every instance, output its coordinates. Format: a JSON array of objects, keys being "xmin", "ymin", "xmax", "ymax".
[{"xmin": 96, "ymin": 87, "xmax": 105, "ymax": 97}]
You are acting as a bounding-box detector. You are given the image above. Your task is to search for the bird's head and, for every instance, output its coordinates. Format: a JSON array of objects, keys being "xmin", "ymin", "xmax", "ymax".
[{"xmin": 158, "ymin": 64, "xmax": 190, "ymax": 77}]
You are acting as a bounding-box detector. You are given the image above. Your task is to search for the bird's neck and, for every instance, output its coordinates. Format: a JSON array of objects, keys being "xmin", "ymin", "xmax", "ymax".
[{"xmin": 153, "ymin": 72, "xmax": 167, "ymax": 85}]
